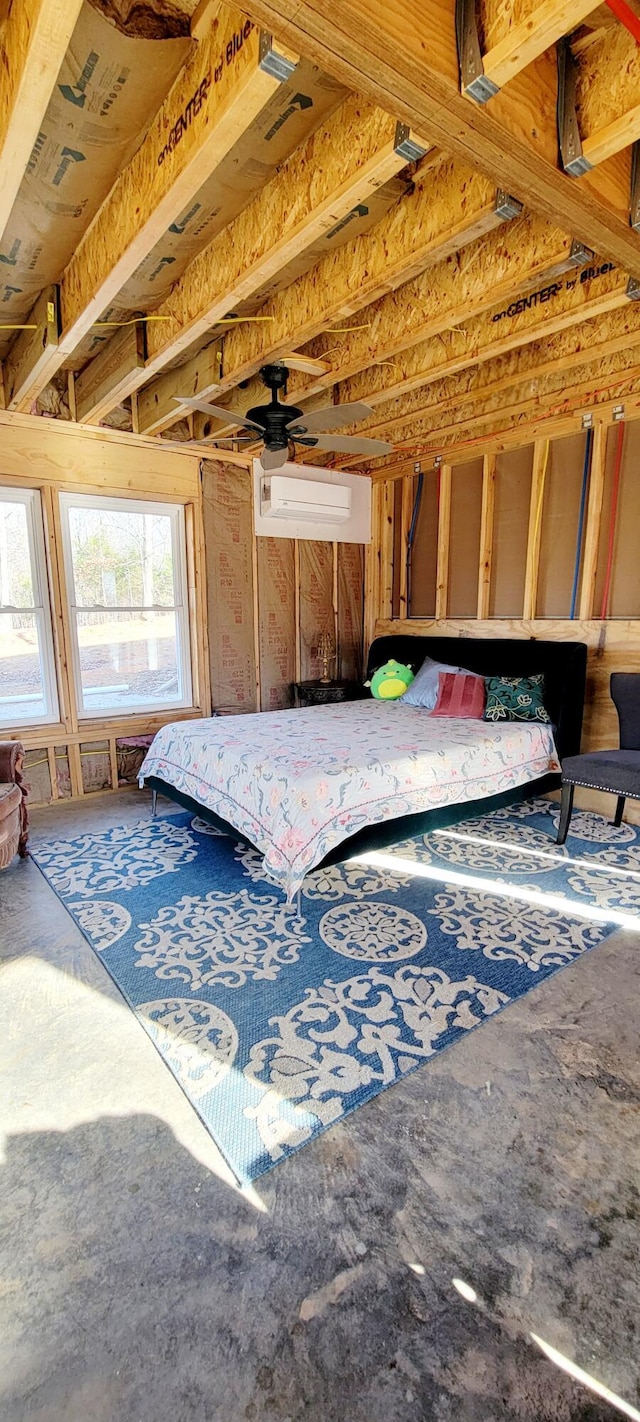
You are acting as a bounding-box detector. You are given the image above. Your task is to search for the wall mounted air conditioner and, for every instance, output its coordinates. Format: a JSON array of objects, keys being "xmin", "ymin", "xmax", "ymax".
[
  {"xmin": 261, "ymin": 473, "xmax": 351, "ymax": 524},
  {"xmin": 253, "ymin": 459, "xmax": 371, "ymax": 543}
]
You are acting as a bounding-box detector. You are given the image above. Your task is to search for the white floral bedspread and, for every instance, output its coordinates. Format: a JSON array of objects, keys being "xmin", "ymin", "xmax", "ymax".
[{"xmin": 139, "ymin": 702, "xmax": 559, "ymax": 900}]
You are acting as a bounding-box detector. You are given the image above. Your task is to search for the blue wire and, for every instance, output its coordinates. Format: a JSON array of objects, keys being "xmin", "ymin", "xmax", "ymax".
[
  {"xmin": 406, "ymin": 470, "xmax": 424, "ymax": 616},
  {"xmin": 570, "ymin": 427, "xmax": 592, "ymax": 619}
]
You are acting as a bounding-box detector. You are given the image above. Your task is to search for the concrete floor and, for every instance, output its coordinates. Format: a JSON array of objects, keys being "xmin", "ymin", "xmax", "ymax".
[{"xmin": 1, "ymin": 789, "xmax": 639, "ymax": 1422}]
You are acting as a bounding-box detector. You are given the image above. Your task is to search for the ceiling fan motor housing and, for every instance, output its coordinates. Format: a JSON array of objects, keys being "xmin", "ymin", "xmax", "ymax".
[{"xmin": 247, "ymin": 364, "xmax": 304, "ymax": 451}]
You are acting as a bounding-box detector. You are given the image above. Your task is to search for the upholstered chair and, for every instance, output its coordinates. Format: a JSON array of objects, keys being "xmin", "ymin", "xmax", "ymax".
[
  {"xmin": 0, "ymin": 741, "xmax": 29, "ymax": 868},
  {"xmin": 557, "ymin": 674, "xmax": 640, "ymax": 844}
]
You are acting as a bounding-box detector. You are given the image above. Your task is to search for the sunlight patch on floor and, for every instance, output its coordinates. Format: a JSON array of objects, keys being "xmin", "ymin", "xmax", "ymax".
[
  {"xmin": 0, "ymin": 955, "xmax": 267, "ymax": 1212},
  {"xmin": 350, "ymin": 851, "xmax": 640, "ymax": 933}
]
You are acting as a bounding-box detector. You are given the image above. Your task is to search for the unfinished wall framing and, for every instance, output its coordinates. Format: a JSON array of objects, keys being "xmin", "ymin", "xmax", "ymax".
[
  {"xmin": 202, "ymin": 458, "xmax": 365, "ymax": 715},
  {"xmin": 367, "ymin": 404, "xmax": 640, "ymax": 822}
]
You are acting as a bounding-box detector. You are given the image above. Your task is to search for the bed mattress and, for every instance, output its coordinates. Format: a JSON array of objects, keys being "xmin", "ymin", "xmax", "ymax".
[{"xmin": 139, "ymin": 701, "xmax": 559, "ymax": 899}]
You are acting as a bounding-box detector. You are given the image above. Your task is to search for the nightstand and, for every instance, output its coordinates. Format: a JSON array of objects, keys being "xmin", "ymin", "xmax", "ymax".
[{"xmin": 293, "ymin": 680, "xmax": 365, "ymax": 708}]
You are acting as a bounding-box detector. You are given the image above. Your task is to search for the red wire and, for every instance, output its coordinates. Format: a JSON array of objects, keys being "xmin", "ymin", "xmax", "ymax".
[
  {"xmin": 605, "ymin": 0, "xmax": 640, "ymax": 45},
  {"xmin": 599, "ymin": 422, "xmax": 625, "ymax": 619}
]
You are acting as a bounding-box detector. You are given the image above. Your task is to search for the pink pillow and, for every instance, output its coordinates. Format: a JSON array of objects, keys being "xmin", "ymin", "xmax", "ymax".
[{"xmin": 431, "ymin": 670, "xmax": 486, "ymax": 719}]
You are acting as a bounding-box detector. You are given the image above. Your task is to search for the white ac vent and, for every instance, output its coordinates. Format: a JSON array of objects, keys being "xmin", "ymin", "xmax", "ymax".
[{"xmin": 260, "ymin": 473, "xmax": 351, "ymax": 524}]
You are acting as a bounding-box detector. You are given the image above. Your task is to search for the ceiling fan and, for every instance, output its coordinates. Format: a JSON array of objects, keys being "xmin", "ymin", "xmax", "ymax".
[{"xmin": 175, "ymin": 360, "xmax": 394, "ymax": 469}]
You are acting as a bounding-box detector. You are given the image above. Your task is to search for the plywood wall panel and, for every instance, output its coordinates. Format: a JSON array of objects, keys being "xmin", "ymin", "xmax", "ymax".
[
  {"xmin": 299, "ymin": 540, "xmax": 334, "ymax": 681},
  {"xmin": 257, "ymin": 537, "xmax": 296, "ymax": 710},
  {"xmin": 489, "ymin": 445, "xmax": 534, "ymax": 617},
  {"xmin": 448, "ymin": 458, "xmax": 483, "ymax": 617},
  {"xmin": 202, "ymin": 461, "xmax": 257, "ymax": 712},
  {"xmin": 338, "ymin": 543, "xmax": 364, "ymax": 682},
  {"xmin": 536, "ymin": 433, "xmax": 588, "ymax": 619}
]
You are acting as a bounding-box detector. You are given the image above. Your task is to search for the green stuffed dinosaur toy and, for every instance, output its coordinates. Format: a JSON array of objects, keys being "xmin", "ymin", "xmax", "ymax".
[{"xmin": 366, "ymin": 659, "xmax": 414, "ymax": 700}]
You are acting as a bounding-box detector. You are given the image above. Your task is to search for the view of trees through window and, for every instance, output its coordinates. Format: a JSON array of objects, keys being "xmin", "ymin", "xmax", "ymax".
[
  {"xmin": 64, "ymin": 498, "xmax": 191, "ymax": 716},
  {"xmin": 68, "ymin": 505, "xmax": 175, "ymax": 610}
]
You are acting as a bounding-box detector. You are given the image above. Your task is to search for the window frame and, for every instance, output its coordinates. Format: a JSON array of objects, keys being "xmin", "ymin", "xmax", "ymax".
[
  {"xmin": 0, "ymin": 485, "xmax": 60, "ymax": 728},
  {"xmin": 58, "ymin": 492, "xmax": 193, "ymax": 721}
]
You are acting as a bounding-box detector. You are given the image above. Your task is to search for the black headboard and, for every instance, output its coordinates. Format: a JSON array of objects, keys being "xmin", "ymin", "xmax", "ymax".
[{"xmin": 366, "ymin": 635, "xmax": 587, "ymax": 761}]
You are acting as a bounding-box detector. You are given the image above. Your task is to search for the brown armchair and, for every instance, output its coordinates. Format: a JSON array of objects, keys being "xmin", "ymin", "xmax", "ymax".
[{"xmin": 0, "ymin": 741, "xmax": 29, "ymax": 868}]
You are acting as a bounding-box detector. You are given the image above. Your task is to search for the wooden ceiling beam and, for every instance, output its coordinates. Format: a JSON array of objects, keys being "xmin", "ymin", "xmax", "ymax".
[
  {"xmin": 476, "ymin": 0, "xmax": 597, "ymax": 93},
  {"xmin": 75, "ymin": 323, "xmax": 147, "ymax": 425},
  {"xmin": 573, "ymin": 22, "xmax": 640, "ymax": 169},
  {"xmin": 342, "ymin": 304, "xmax": 640, "ymax": 449},
  {"xmin": 354, "ymin": 344, "xmax": 640, "ymax": 467},
  {"xmin": 367, "ymin": 390, "xmax": 640, "ymax": 475},
  {"xmin": 6, "ymin": 5, "xmax": 296, "ymax": 410},
  {"xmin": 287, "ymin": 215, "xmax": 581, "ymax": 404},
  {"xmin": 236, "ymin": 0, "xmax": 640, "ymax": 270},
  {"xmin": 0, "ymin": 0, "xmax": 85, "ymax": 247},
  {"xmin": 211, "ymin": 160, "xmax": 513, "ymax": 393},
  {"xmin": 335, "ymin": 253, "xmax": 629, "ymax": 412},
  {"xmin": 359, "ymin": 322, "xmax": 640, "ymax": 449},
  {"xmin": 131, "ymin": 98, "xmax": 430, "ymax": 432},
  {"xmin": 170, "ymin": 214, "xmax": 581, "ymax": 435}
]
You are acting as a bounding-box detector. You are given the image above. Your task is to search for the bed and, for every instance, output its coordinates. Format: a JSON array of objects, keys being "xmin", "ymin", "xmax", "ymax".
[{"xmin": 139, "ymin": 635, "xmax": 587, "ymax": 900}]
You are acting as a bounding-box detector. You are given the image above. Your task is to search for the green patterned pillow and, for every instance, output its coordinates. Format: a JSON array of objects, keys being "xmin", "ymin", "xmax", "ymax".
[{"xmin": 483, "ymin": 674, "xmax": 551, "ymax": 723}]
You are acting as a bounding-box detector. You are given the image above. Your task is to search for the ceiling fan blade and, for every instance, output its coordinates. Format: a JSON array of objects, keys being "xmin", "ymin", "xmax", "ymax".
[
  {"xmin": 286, "ymin": 400, "xmax": 373, "ymax": 434},
  {"xmin": 260, "ymin": 446, "xmax": 289, "ymax": 471},
  {"xmin": 174, "ymin": 396, "xmax": 263, "ymax": 432},
  {"xmin": 300, "ymin": 434, "xmax": 394, "ymax": 456}
]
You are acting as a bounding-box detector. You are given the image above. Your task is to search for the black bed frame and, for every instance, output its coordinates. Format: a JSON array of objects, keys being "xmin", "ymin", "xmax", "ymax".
[{"xmin": 145, "ymin": 634, "xmax": 587, "ymax": 871}]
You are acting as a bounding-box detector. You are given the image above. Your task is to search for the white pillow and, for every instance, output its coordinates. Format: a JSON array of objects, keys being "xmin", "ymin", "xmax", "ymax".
[{"xmin": 402, "ymin": 655, "xmax": 463, "ymax": 710}]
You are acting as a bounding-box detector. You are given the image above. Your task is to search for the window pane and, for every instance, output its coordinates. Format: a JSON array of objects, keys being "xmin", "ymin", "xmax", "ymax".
[
  {"xmin": 75, "ymin": 608, "xmax": 184, "ymax": 713},
  {"xmin": 67, "ymin": 505, "xmax": 176, "ymax": 608},
  {"xmin": 0, "ymin": 611, "xmax": 49, "ymax": 722},
  {"xmin": 0, "ymin": 500, "xmax": 35, "ymax": 608}
]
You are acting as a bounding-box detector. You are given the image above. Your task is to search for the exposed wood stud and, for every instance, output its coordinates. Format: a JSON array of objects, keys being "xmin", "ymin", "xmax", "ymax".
[
  {"xmin": 379, "ymin": 480, "xmax": 394, "ymax": 620},
  {"xmin": 294, "ymin": 540, "xmax": 302, "ymax": 683},
  {"xmin": 40, "ymin": 482, "xmax": 74, "ymax": 733},
  {"xmin": 523, "ymin": 439, "xmax": 550, "ymax": 618},
  {"xmin": 364, "ymin": 482, "xmax": 382, "ymax": 652},
  {"xmin": 109, "ymin": 739, "xmax": 119, "ymax": 792},
  {"xmin": 69, "ymin": 742, "xmax": 84, "ymax": 798},
  {"xmin": 332, "ymin": 541, "xmax": 339, "ymax": 672},
  {"xmin": 477, "ymin": 451, "xmax": 496, "ymax": 619},
  {"xmin": 435, "ymin": 463, "xmax": 452, "ymax": 620},
  {"xmin": 67, "ymin": 373, "xmax": 77, "ymax": 424},
  {"xmin": 47, "ymin": 746, "xmax": 59, "ymax": 801},
  {"xmin": 578, "ymin": 422, "xmax": 608, "ymax": 619},
  {"xmin": 247, "ymin": 467, "xmax": 262, "ymax": 712}
]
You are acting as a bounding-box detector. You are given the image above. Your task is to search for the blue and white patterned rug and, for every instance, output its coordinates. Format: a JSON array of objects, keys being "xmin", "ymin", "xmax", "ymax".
[{"xmin": 32, "ymin": 798, "xmax": 640, "ymax": 1184}]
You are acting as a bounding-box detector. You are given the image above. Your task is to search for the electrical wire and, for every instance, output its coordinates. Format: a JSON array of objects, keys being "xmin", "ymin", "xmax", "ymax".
[
  {"xmin": 569, "ymin": 425, "xmax": 592, "ymax": 618},
  {"xmin": 405, "ymin": 469, "xmax": 424, "ymax": 616},
  {"xmin": 600, "ymin": 422, "xmax": 625, "ymax": 619}
]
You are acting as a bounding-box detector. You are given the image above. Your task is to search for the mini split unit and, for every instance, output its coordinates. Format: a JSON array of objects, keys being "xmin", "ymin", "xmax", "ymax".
[{"xmin": 260, "ymin": 474, "xmax": 352, "ymax": 524}]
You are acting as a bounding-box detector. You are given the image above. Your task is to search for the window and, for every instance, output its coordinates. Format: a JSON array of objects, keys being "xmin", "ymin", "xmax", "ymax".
[
  {"xmin": 59, "ymin": 494, "xmax": 192, "ymax": 718},
  {"xmin": 0, "ymin": 488, "xmax": 59, "ymax": 727}
]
